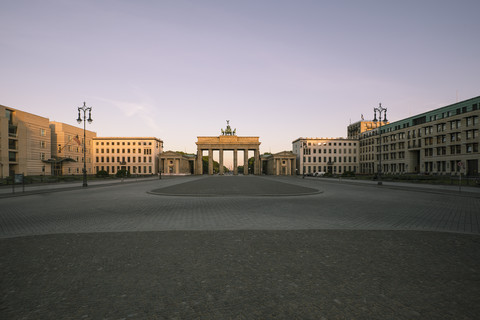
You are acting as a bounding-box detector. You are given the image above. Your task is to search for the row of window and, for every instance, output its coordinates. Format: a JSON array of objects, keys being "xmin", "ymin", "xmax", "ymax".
[
  {"xmin": 303, "ymin": 156, "xmax": 357, "ymax": 163},
  {"xmin": 361, "ymin": 130, "xmax": 477, "ymax": 153},
  {"xmin": 423, "ymin": 160, "xmax": 466, "ymax": 173},
  {"xmin": 361, "ymin": 163, "xmax": 407, "ymax": 173},
  {"xmin": 95, "ymin": 156, "xmax": 153, "ymax": 163},
  {"xmin": 361, "ymin": 151, "xmax": 406, "ymax": 161},
  {"xmin": 362, "ymin": 115, "xmax": 478, "ymax": 143},
  {"xmin": 303, "ymin": 165, "xmax": 357, "ymax": 174},
  {"xmin": 96, "ymin": 141, "xmax": 153, "ymax": 146},
  {"xmin": 96, "ymin": 166, "xmax": 152, "ymax": 174},
  {"xmin": 305, "ymin": 141, "xmax": 357, "ymax": 147},
  {"xmin": 387, "ymin": 104, "xmax": 478, "ymax": 131},
  {"xmin": 95, "ymin": 148, "xmax": 152, "ymax": 155},
  {"xmin": 303, "ymin": 148, "xmax": 356, "ymax": 155}
]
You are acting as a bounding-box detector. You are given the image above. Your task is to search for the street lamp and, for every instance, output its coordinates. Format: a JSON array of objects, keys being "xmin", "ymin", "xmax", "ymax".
[
  {"xmin": 76, "ymin": 102, "xmax": 93, "ymax": 187},
  {"xmin": 373, "ymin": 103, "xmax": 387, "ymax": 185}
]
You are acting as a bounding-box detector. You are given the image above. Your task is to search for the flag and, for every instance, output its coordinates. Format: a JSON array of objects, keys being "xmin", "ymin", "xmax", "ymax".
[{"xmin": 73, "ymin": 135, "xmax": 82, "ymax": 145}]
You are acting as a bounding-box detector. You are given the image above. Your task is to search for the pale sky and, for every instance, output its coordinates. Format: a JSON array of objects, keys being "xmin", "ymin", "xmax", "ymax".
[{"xmin": 1, "ymin": 0, "xmax": 479, "ymax": 155}]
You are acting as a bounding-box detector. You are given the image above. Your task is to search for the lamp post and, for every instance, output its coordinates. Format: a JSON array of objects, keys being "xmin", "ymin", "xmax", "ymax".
[
  {"xmin": 373, "ymin": 103, "xmax": 387, "ymax": 185},
  {"xmin": 76, "ymin": 102, "xmax": 93, "ymax": 187},
  {"xmin": 302, "ymin": 141, "xmax": 307, "ymax": 178}
]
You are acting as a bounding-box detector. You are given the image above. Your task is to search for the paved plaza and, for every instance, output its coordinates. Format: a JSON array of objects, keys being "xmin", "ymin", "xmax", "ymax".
[{"xmin": 1, "ymin": 176, "xmax": 480, "ymax": 319}]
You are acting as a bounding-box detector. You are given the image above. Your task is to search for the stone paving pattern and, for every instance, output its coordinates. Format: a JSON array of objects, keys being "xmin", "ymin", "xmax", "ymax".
[
  {"xmin": 1, "ymin": 176, "xmax": 480, "ymax": 319},
  {"xmin": 152, "ymin": 176, "xmax": 319, "ymax": 196}
]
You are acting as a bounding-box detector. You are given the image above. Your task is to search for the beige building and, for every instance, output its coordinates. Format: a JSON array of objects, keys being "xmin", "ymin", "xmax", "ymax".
[
  {"xmin": 359, "ymin": 96, "xmax": 480, "ymax": 176},
  {"xmin": 159, "ymin": 151, "xmax": 195, "ymax": 175},
  {"xmin": 93, "ymin": 137, "xmax": 163, "ymax": 175},
  {"xmin": 347, "ymin": 120, "xmax": 387, "ymax": 139},
  {"xmin": 261, "ymin": 151, "xmax": 296, "ymax": 175},
  {"xmin": 292, "ymin": 138, "xmax": 359, "ymax": 175},
  {"xmin": 49, "ymin": 121, "xmax": 97, "ymax": 176},
  {"xmin": 0, "ymin": 105, "xmax": 52, "ymax": 178}
]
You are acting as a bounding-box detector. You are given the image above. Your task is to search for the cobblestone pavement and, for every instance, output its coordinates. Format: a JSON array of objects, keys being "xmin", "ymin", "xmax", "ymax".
[{"xmin": 1, "ymin": 176, "xmax": 480, "ymax": 319}]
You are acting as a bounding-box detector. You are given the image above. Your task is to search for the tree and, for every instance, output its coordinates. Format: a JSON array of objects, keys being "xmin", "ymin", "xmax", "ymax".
[
  {"xmin": 95, "ymin": 170, "xmax": 109, "ymax": 178},
  {"xmin": 202, "ymin": 156, "xmax": 222, "ymax": 174},
  {"xmin": 115, "ymin": 169, "xmax": 130, "ymax": 178}
]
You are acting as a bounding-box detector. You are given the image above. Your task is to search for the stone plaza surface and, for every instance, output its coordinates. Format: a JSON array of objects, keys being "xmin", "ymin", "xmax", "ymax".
[{"xmin": 1, "ymin": 176, "xmax": 479, "ymax": 319}]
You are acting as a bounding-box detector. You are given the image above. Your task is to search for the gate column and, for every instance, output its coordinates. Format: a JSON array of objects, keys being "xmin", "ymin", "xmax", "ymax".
[
  {"xmin": 208, "ymin": 149, "xmax": 213, "ymax": 175},
  {"xmin": 233, "ymin": 149, "xmax": 238, "ymax": 175},
  {"xmin": 196, "ymin": 148, "xmax": 203, "ymax": 175},
  {"xmin": 254, "ymin": 148, "xmax": 260, "ymax": 175},
  {"xmin": 244, "ymin": 149, "xmax": 249, "ymax": 175},
  {"xmin": 219, "ymin": 149, "xmax": 224, "ymax": 175}
]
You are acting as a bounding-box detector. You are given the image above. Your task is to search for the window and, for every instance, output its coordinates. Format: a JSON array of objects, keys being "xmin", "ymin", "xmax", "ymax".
[
  {"xmin": 40, "ymin": 141, "xmax": 46, "ymax": 148},
  {"xmin": 40, "ymin": 128, "xmax": 46, "ymax": 136}
]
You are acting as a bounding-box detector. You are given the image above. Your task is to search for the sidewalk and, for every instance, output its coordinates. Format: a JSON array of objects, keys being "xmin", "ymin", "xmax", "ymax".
[
  {"xmin": 304, "ymin": 176, "xmax": 480, "ymax": 196},
  {"xmin": 0, "ymin": 176, "xmax": 162, "ymax": 198}
]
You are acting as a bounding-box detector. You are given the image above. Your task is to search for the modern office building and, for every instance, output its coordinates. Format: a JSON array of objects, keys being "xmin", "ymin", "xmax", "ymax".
[
  {"xmin": 292, "ymin": 138, "xmax": 359, "ymax": 175},
  {"xmin": 359, "ymin": 96, "xmax": 480, "ymax": 176},
  {"xmin": 0, "ymin": 105, "xmax": 52, "ymax": 178},
  {"xmin": 49, "ymin": 121, "xmax": 97, "ymax": 176},
  {"xmin": 93, "ymin": 137, "xmax": 163, "ymax": 175}
]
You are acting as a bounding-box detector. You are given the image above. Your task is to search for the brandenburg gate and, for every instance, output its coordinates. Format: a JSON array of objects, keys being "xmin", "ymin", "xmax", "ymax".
[{"xmin": 195, "ymin": 121, "xmax": 261, "ymax": 175}]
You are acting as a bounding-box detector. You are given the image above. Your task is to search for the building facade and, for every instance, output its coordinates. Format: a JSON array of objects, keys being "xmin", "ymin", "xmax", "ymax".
[
  {"xmin": 1, "ymin": 105, "xmax": 52, "ymax": 178},
  {"xmin": 49, "ymin": 121, "xmax": 97, "ymax": 176},
  {"xmin": 347, "ymin": 120, "xmax": 387, "ymax": 139},
  {"xmin": 159, "ymin": 151, "xmax": 195, "ymax": 175},
  {"xmin": 292, "ymin": 138, "xmax": 359, "ymax": 175},
  {"xmin": 359, "ymin": 96, "xmax": 480, "ymax": 176},
  {"xmin": 261, "ymin": 151, "xmax": 296, "ymax": 175},
  {"xmin": 93, "ymin": 137, "xmax": 163, "ymax": 175}
]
